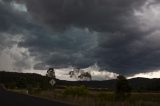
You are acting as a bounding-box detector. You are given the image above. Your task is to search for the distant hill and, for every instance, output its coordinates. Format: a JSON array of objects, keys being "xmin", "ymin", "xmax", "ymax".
[
  {"xmin": 0, "ymin": 71, "xmax": 160, "ymax": 92},
  {"xmin": 0, "ymin": 71, "xmax": 51, "ymax": 90}
]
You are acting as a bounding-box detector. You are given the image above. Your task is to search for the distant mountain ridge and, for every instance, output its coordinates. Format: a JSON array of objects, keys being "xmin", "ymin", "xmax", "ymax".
[{"xmin": 0, "ymin": 71, "xmax": 160, "ymax": 91}]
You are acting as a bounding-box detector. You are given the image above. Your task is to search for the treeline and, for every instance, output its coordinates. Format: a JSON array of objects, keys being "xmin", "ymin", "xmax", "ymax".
[
  {"xmin": 129, "ymin": 78, "xmax": 160, "ymax": 92},
  {"xmin": 0, "ymin": 71, "xmax": 52, "ymax": 90},
  {"xmin": 57, "ymin": 78, "xmax": 160, "ymax": 92},
  {"xmin": 0, "ymin": 71, "xmax": 160, "ymax": 92}
]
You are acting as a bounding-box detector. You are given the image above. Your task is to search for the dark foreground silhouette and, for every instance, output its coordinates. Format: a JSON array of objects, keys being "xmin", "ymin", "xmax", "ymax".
[{"xmin": 0, "ymin": 90, "xmax": 72, "ymax": 106}]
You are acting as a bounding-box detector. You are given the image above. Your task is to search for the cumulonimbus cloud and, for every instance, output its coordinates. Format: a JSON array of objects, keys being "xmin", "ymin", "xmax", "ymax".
[{"xmin": 1, "ymin": 0, "xmax": 160, "ymax": 76}]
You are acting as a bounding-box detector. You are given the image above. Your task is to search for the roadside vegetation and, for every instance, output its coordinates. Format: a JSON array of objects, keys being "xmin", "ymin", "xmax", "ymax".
[
  {"xmin": 35, "ymin": 87, "xmax": 160, "ymax": 106},
  {"xmin": 0, "ymin": 71, "xmax": 160, "ymax": 106}
]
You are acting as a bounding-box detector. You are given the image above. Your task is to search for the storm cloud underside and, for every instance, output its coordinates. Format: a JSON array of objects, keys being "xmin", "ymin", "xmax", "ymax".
[{"xmin": 0, "ymin": 0, "xmax": 160, "ymax": 75}]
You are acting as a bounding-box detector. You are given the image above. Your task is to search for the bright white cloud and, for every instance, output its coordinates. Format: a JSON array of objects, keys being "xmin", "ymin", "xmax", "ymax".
[
  {"xmin": 0, "ymin": 44, "xmax": 37, "ymax": 72},
  {"xmin": 15, "ymin": 68, "xmax": 160, "ymax": 80},
  {"xmin": 0, "ymin": 33, "xmax": 38, "ymax": 72},
  {"xmin": 84, "ymin": 64, "xmax": 118, "ymax": 80},
  {"xmin": 23, "ymin": 64, "xmax": 118, "ymax": 81},
  {"xmin": 23, "ymin": 67, "xmax": 78, "ymax": 81},
  {"xmin": 128, "ymin": 70, "xmax": 160, "ymax": 79}
]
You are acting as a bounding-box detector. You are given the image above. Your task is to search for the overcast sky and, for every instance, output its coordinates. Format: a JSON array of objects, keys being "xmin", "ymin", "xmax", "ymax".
[{"xmin": 0, "ymin": 0, "xmax": 160, "ymax": 80}]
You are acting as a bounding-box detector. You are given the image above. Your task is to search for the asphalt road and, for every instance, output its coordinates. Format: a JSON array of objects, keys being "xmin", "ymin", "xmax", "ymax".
[{"xmin": 0, "ymin": 90, "xmax": 72, "ymax": 106}]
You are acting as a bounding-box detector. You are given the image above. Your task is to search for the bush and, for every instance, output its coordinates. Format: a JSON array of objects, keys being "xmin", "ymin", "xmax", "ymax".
[
  {"xmin": 115, "ymin": 75, "xmax": 131, "ymax": 101},
  {"xmin": 63, "ymin": 85, "xmax": 89, "ymax": 96},
  {"xmin": 97, "ymin": 92, "xmax": 114, "ymax": 101},
  {"xmin": 28, "ymin": 88, "xmax": 42, "ymax": 94}
]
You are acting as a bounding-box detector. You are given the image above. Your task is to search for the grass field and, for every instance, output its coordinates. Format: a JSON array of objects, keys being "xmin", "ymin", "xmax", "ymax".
[{"xmin": 29, "ymin": 87, "xmax": 160, "ymax": 106}]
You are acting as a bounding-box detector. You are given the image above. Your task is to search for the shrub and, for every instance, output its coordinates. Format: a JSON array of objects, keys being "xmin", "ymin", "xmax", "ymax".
[
  {"xmin": 115, "ymin": 75, "xmax": 131, "ymax": 101},
  {"xmin": 97, "ymin": 92, "xmax": 114, "ymax": 101},
  {"xmin": 63, "ymin": 85, "xmax": 89, "ymax": 96}
]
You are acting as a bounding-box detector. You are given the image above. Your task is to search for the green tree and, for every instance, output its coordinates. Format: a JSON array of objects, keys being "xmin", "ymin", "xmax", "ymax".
[
  {"xmin": 46, "ymin": 68, "xmax": 55, "ymax": 79},
  {"xmin": 115, "ymin": 75, "xmax": 131, "ymax": 100},
  {"xmin": 78, "ymin": 72, "xmax": 92, "ymax": 81},
  {"xmin": 46, "ymin": 68, "xmax": 56, "ymax": 87},
  {"xmin": 69, "ymin": 68, "xmax": 92, "ymax": 81}
]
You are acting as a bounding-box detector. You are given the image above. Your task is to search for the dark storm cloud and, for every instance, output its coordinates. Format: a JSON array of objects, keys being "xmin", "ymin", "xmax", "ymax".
[
  {"xmin": 0, "ymin": 1, "xmax": 26, "ymax": 47},
  {"xmin": 24, "ymin": 0, "xmax": 147, "ymax": 31},
  {"xmin": 19, "ymin": 0, "xmax": 160, "ymax": 75},
  {"xmin": 19, "ymin": 27, "xmax": 98, "ymax": 69},
  {"xmin": 22, "ymin": 0, "xmax": 160, "ymax": 75},
  {"xmin": 0, "ymin": 1, "xmax": 43, "ymax": 71},
  {"xmin": 1, "ymin": 0, "xmax": 160, "ymax": 75}
]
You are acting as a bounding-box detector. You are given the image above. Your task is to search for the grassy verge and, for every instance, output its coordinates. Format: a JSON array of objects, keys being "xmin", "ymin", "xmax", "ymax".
[
  {"xmin": 9, "ymin": 86, "xmax": 160, "ymax": 106},
  {"xmin": 33, "ymin": 86, "xmax": 160, "ymax": 106}
]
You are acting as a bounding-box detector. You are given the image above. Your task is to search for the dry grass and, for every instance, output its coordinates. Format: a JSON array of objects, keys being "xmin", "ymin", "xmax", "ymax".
[{"xmin": 32, "ymin": 88, "xmax": 160, "ymax": 106}]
